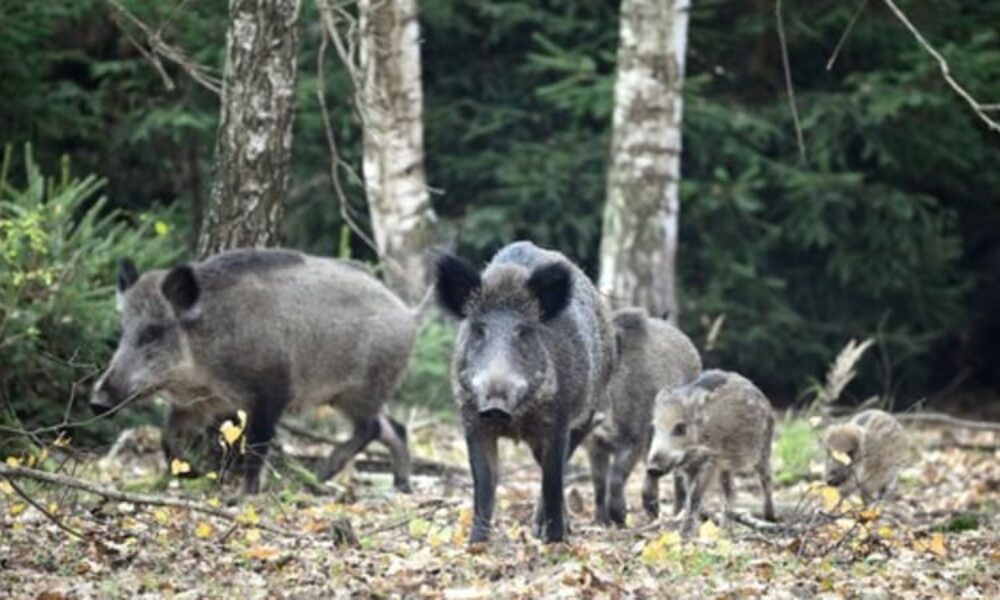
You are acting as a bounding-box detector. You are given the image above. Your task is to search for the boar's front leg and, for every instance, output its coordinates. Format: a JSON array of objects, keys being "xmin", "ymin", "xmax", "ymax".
[
  {"xmin": 531, "ymin": 427, "xmax": 570, "ymax": 543},
  {"xmin": 242, "ymin": 386, "xmax": 291, "ymax": 495},
  {"xmin": 162, "ymin": 407, "xmax": 206, "ymax": 478},
  {"xmin": 465, "ymin": 426, "xmax": 499, "ymax": 543}
]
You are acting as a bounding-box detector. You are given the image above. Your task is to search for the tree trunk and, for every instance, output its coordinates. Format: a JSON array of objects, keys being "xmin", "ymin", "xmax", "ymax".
[
  {"xmin": 198, "ymin": 0, "xmax": 301, "ymax": 257},
  {"xmin": 357, "ymin": 0, "xmax": 436, "ymax": 303},
  {"xmin": 597, "ymin": 0, "xmax": 690, "ymax": 322}
]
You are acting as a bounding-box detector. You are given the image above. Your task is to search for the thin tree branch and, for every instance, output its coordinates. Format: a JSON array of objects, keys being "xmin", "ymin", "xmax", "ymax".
[
  {"xmin": 826, "ymin": 0, "xmax": 870, "ymax": 71},
  {"xmin": 895, "ymin": 412, "xmax": 1000, "ymax": 432},
  {"xmin": 775, "ymin": 0, "xmax": 807, "ymax": 163},
  {"xmin": 104, "ymin": 0, "xmax": 221, "ymax": 95},
  {"xmin": 0, "ymin": 465, "xmax": 307, "ymax": 539},
  {"xmin": 7, "ymin": 478, "xmax": 85, "ymax": 539},
  {"xmin": 880, "ymin": 0, "xmax": 1000, "ymax": 134}
]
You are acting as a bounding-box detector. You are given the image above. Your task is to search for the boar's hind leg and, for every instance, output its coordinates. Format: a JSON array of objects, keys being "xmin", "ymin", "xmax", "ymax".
[
  {"xmin": 377, "ymin": 413, "xmax": 413, "ymax": 493},
  {"xmin": 465, "ymin": 427, "xmax": 499, "ymax": 544},
  {"xmin": 316, "ymin": 417, "xmax": 381, "ymax": 483},
  {"xmin": 585, "ymin": 438, "xmax": 611, "ymax": 525},
  {"xmin": 756, "ymin": 457, "xmax": 776, "ymax": 522},
  {"xmin": 607, "ymin": 442, "xmax": 644, "ymax": 526}
]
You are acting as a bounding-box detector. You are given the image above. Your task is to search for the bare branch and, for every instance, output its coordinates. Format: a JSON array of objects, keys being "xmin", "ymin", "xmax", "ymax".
[
  {"xmin": 775, "ymin": 0, "xmax": 807, "ymax": 163},
  {"xmin": 881, "ymin": 0, "xmax": 1000, "ymax": 134},
  {"xmin": 895, "ymin": 412, "xmax": 1000, "ymax": 432},
  {"xmin": 0, "ymin": 464, "xmax": 307, "ymax": 539},
  {"xmin": 826, "ymin": 0, "xmax": 870, "ymax": 71},
  {"xmin": 104, "ymin": 0, "xmax": 221, "ymax": 95},
  {"xmin": 7, "ymin": 478, "xmax": 85, "ymax": 539}
]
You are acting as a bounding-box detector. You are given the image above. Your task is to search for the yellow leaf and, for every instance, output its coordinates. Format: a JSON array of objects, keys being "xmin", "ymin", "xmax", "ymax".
[
  {"xmin": 914, "ymin": 533, "xmax": 947, "ymax": 558},
  {"xmin": 207, "ymin": 497, "xmax": 221, "ymax": 508},
  {"xmin": 246, "ymin": 545, "xmax": 279, "ymax": 560},
  {"xmin": 0, "ymin": 481, "xmax": 13, "ymax": 495},
  {"xmin": 831, "ymin": 450, "xmax": 852, "ymax": 466},
  {"xmin": 220, "ymin": 421, "xmax": 242, "ymax": 446},
  {"xmin": 408, "ymin": 517, "xmax": 431, "ymax": 539},
  {"xmin": 457, "ymin": 507, "xmax": 473, "ymax": 529},
  {"xmin": 170, "ymin": 459, "xmax": 192, "ymax": 476},
  {"xmin": 9, "ymin": 502, "xmax": 26, "ymax": 516},
  {"xmin": 153, "ymin": 509, "xmax": 169, "ymax": 524},
  {"xmin": 816, "ymin": 485, "xmax": 841, "ymax": 512},
  {"xmin": 47, "ymin": 502, "xmax": 58, "ymax": 514},
  {"xmin": 809, "ymin": 416, "xmax": 823, "ymax": 428},
  {"xmin": 698, "ymin": 520, "xmax": 722, "ymax": 542},
  {"xmin": 245, "ymin": 528, "xmax": 261, "ymax": 544},
  {"xmin": 428, "ymin": 526, "xmax": 452, "ymax": 548},
  {"xmin": 451, "ymin": 525, "xmax": 466, "ymax": 546},
  {"xmin": 194, "ymin": 522, "xmax": 213, "ymax": 539},
  {"xmin": 53, "ymin": 433, "xmax": 72, "ymax": 447},
  {"xmin": 205, "ymin": 471, "xmax": 218, "ymax": 480},
  {"xmin": 640, "ymin": 531, "xmax": 681, "ymax": 564},
  {"xmin": 154, "ymin": 220, "xmax": 170, "ymax": 236},
  {"xmin": 5, "ymin": 456, "xmax": 21, "ymax": 467},
  {"xmin": 858, "ymin": 508, "xmax": 879, "ymax": 523},
  {"xmin": 37, "ymin": 447, "xmax": 49, "ymax": 463},
  {"xmin": 877, "ymin": 525, "xmax": 893, "ymax": 539},
  {"xmin": 237, "ymin": 505, "xmax": 259, "ymax": 526}
]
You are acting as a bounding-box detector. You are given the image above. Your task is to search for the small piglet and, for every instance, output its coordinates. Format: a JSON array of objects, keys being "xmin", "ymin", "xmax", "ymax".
[
  {"xmin": 586, "ymin": 308, "xmax": 701, "ymax": 526},
  {"xmin": 823, "ymin": 409, "xmax": 909, "ymax": 504},
  {"xmin": 91, "ymin": 248, "xmax": 419, "ymax": 494},
  {"xmin": 435, "ymin": 241, "xmax": 615, "ymax": 543},
  {"xmin": 647, "ymin": 369, "xmax": 776, "ymax": 536}
]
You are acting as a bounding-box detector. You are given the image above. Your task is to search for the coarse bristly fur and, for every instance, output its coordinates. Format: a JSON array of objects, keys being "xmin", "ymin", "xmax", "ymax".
[
  {"xmin": 92, "ymin": 248, "xmax": 420, "ymax": 495},
  {"xmin": 823, "ymin": 409, "xmax": 910, "ymax": 504},
  {"xmin": 586, "ymin": 307, "xmax": 702, "ymax": 526},
  {"xmin": 435, "ymin": 241, "xmax": 615, "ymax": 544},
  {"xmin": 647, "ymin": 369, "xmax": 776, "ymax": 537}
]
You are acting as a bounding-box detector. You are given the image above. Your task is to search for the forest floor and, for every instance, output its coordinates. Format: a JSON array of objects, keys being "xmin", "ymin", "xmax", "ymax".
[{"xmin": 1, "ymin": 412, "xmax": 997, "ymax": 599}]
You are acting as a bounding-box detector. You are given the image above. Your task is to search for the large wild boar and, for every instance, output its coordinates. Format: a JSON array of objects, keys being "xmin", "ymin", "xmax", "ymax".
[
  {"xmin": 91, "ymin": 248, "xmax": 418, "ymax": 494},
  {"xmin": 647, "ymin": 369, "xmax": 776, "ymax": 536},
  {"xmin": 823, "ymin": 409, "xmax": 910, "ymax": 504},
  {"xmin": 586, "ymin": 308, "xmax": 701, "ymax": 526},
  {"xmin": 434, "ymin": 241, "xmax": 615, "ymax": 543}
]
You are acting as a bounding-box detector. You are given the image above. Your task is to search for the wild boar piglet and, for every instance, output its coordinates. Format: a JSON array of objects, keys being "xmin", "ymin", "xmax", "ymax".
[
  {"xmin": 585, "ymin": 308, "xmax": 701, "ymax": 526},
  {"xmin": 647, "ymin": 369, "xmax": 775, "ymax": 536},
  {"xmin": 823, "ymin": 409, "xmax": 909, "ymax": 504}
]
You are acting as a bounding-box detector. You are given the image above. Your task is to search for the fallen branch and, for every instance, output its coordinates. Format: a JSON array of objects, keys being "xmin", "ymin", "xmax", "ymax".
[
  {"xmin": 0, "ymin": 464, "xmax": 307, "ymax": 540},
  {"xmin": 896, "ymin": 412, "xmax": 1000, "ymax": 432},
  {"xmin": 7, "ymin": 478, "xmax": 84, "ymax": 539}
]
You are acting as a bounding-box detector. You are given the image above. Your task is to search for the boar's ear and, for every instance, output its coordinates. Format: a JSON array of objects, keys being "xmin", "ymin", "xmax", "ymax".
[
  {"xmin": 161, "ymin": 265, "xmax": 200, "ymax": 313},
  {"xmin": 118, "ymin": 259, "xmax": 139, "ymax": 292},
  {"xmin": 527, "ymin": 262, "xmax": 572, "ymax": 322},
  {"xmin": 435, "ymin": 254, "xmax": 481, "ymax": 319}
]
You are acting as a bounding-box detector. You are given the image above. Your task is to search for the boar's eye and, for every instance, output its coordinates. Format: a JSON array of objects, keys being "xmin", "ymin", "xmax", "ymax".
[
  {"xmin": 514, "ymin": 324, "xmax": 534, "ymax": 343},
  {"xmin": 469, "ymin": 321, "xmax": 486, "ymax": 341},
  {"xmin": 136, "ymin": 324, "xmax": 166, "ymax": 347},
  {"xmin": 671, "ymin": 422, "xmax": 687, "ymax": 437}
]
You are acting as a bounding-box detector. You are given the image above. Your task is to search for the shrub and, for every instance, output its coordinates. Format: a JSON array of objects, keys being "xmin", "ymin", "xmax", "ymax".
[
  {"xmin": 397, "ymin": 317, "xmax": 456, "ymax": 416},
  {"xmin": 0, "ymin": 144, "xmax": 184, "ymax": 450}
]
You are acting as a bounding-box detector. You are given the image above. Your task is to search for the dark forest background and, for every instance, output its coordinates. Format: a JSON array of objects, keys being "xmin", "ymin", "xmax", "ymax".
[{"xmin": 2, "ymin": 0, "xmax": 998, "ymax": 426}]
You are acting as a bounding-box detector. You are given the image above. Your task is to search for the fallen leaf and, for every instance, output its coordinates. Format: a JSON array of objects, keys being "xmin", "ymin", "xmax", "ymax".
[
  {"xmin": 170, "ymin": 459, "xmax": 191, "ymax": 476},
  {"xmin": 5, "ymin": 456, "xmax": 21, "ymax": 467},
  {"xmin": 153, "ymin": 509, "xmax": 169, "ymax": 525},
  {"xmin": 9, "ymin": 502, "xmax": 26, "ymax": 516},
  {"xmin": 245, "ymin": 528, "xmax": 261, "ymax": 544},
  {"xmin": 408, "ymin": 517, "xmax": 431, "ymax": 539},
  {"xmin": 698, "ymin": 520, "xmax": 722, "ymax": 541},
  {"xmin": 194, "ymin": 522, "xmax": 213, "ymax": 539},
  {"xmin": 0, "ymin": 481, "xmax": 13, "ymax": 496},
  {"xmin": 237, "ymin": 505, "xmax": 259, "ymax": 526},
  {"xmin": 246, "ymin": 545, "xmax": 280, "ymax": 560}
]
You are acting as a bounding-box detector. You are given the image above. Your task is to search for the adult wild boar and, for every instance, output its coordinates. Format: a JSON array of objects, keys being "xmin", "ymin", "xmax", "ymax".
[
  {"xmin": 91, "ymin": 248, "xmax": 418, "ymax": 494},
  {"xmin": 435, "ymin": 241, "xmax": 615, "ymax": 543},
  {"xmin": 587, "ymin": 308, "xmax": 701, "ymax": 526}
]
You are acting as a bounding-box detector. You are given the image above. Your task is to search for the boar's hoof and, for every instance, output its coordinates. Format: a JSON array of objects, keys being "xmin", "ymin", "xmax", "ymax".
[
  {"xmin": 646, "ymin": 466, "xmax": 667, "ymax": 478},
  {"xmin": 393, "ymin": 479, "xmax": 413, "ymax": 494},
  {"xmin": 468, "ymin": 526, "xmax": 490, "ymax": 544},
  {"xmin": 608, "ymin": 504, "xmax": 627, "ymax": 527}
]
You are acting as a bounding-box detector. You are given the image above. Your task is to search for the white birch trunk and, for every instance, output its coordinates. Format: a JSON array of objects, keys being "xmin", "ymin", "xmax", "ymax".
[
  {"xmin": 598, "ymin": 0, "xmax": 690, "ymax": 322},
  {"xmin": 358, "ymin": 0, "xmax": 437, "ymax": 303}
]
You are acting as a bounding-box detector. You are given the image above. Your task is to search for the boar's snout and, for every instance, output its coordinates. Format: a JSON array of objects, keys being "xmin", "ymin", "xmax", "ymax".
[
  {"xmin": 646, "ymin": 451, "xmax": 678, "ymax": 478},
  {"xmin": 825, "ymin": 468, "xmax": 849, "ymax": 487},
  {"xmin": 90, "ymin": 375, "xmax": 124, "ymax": 415},
  {"xmin": 478, "ymin": 396, "xmax": 514, "ymax": 424}
]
